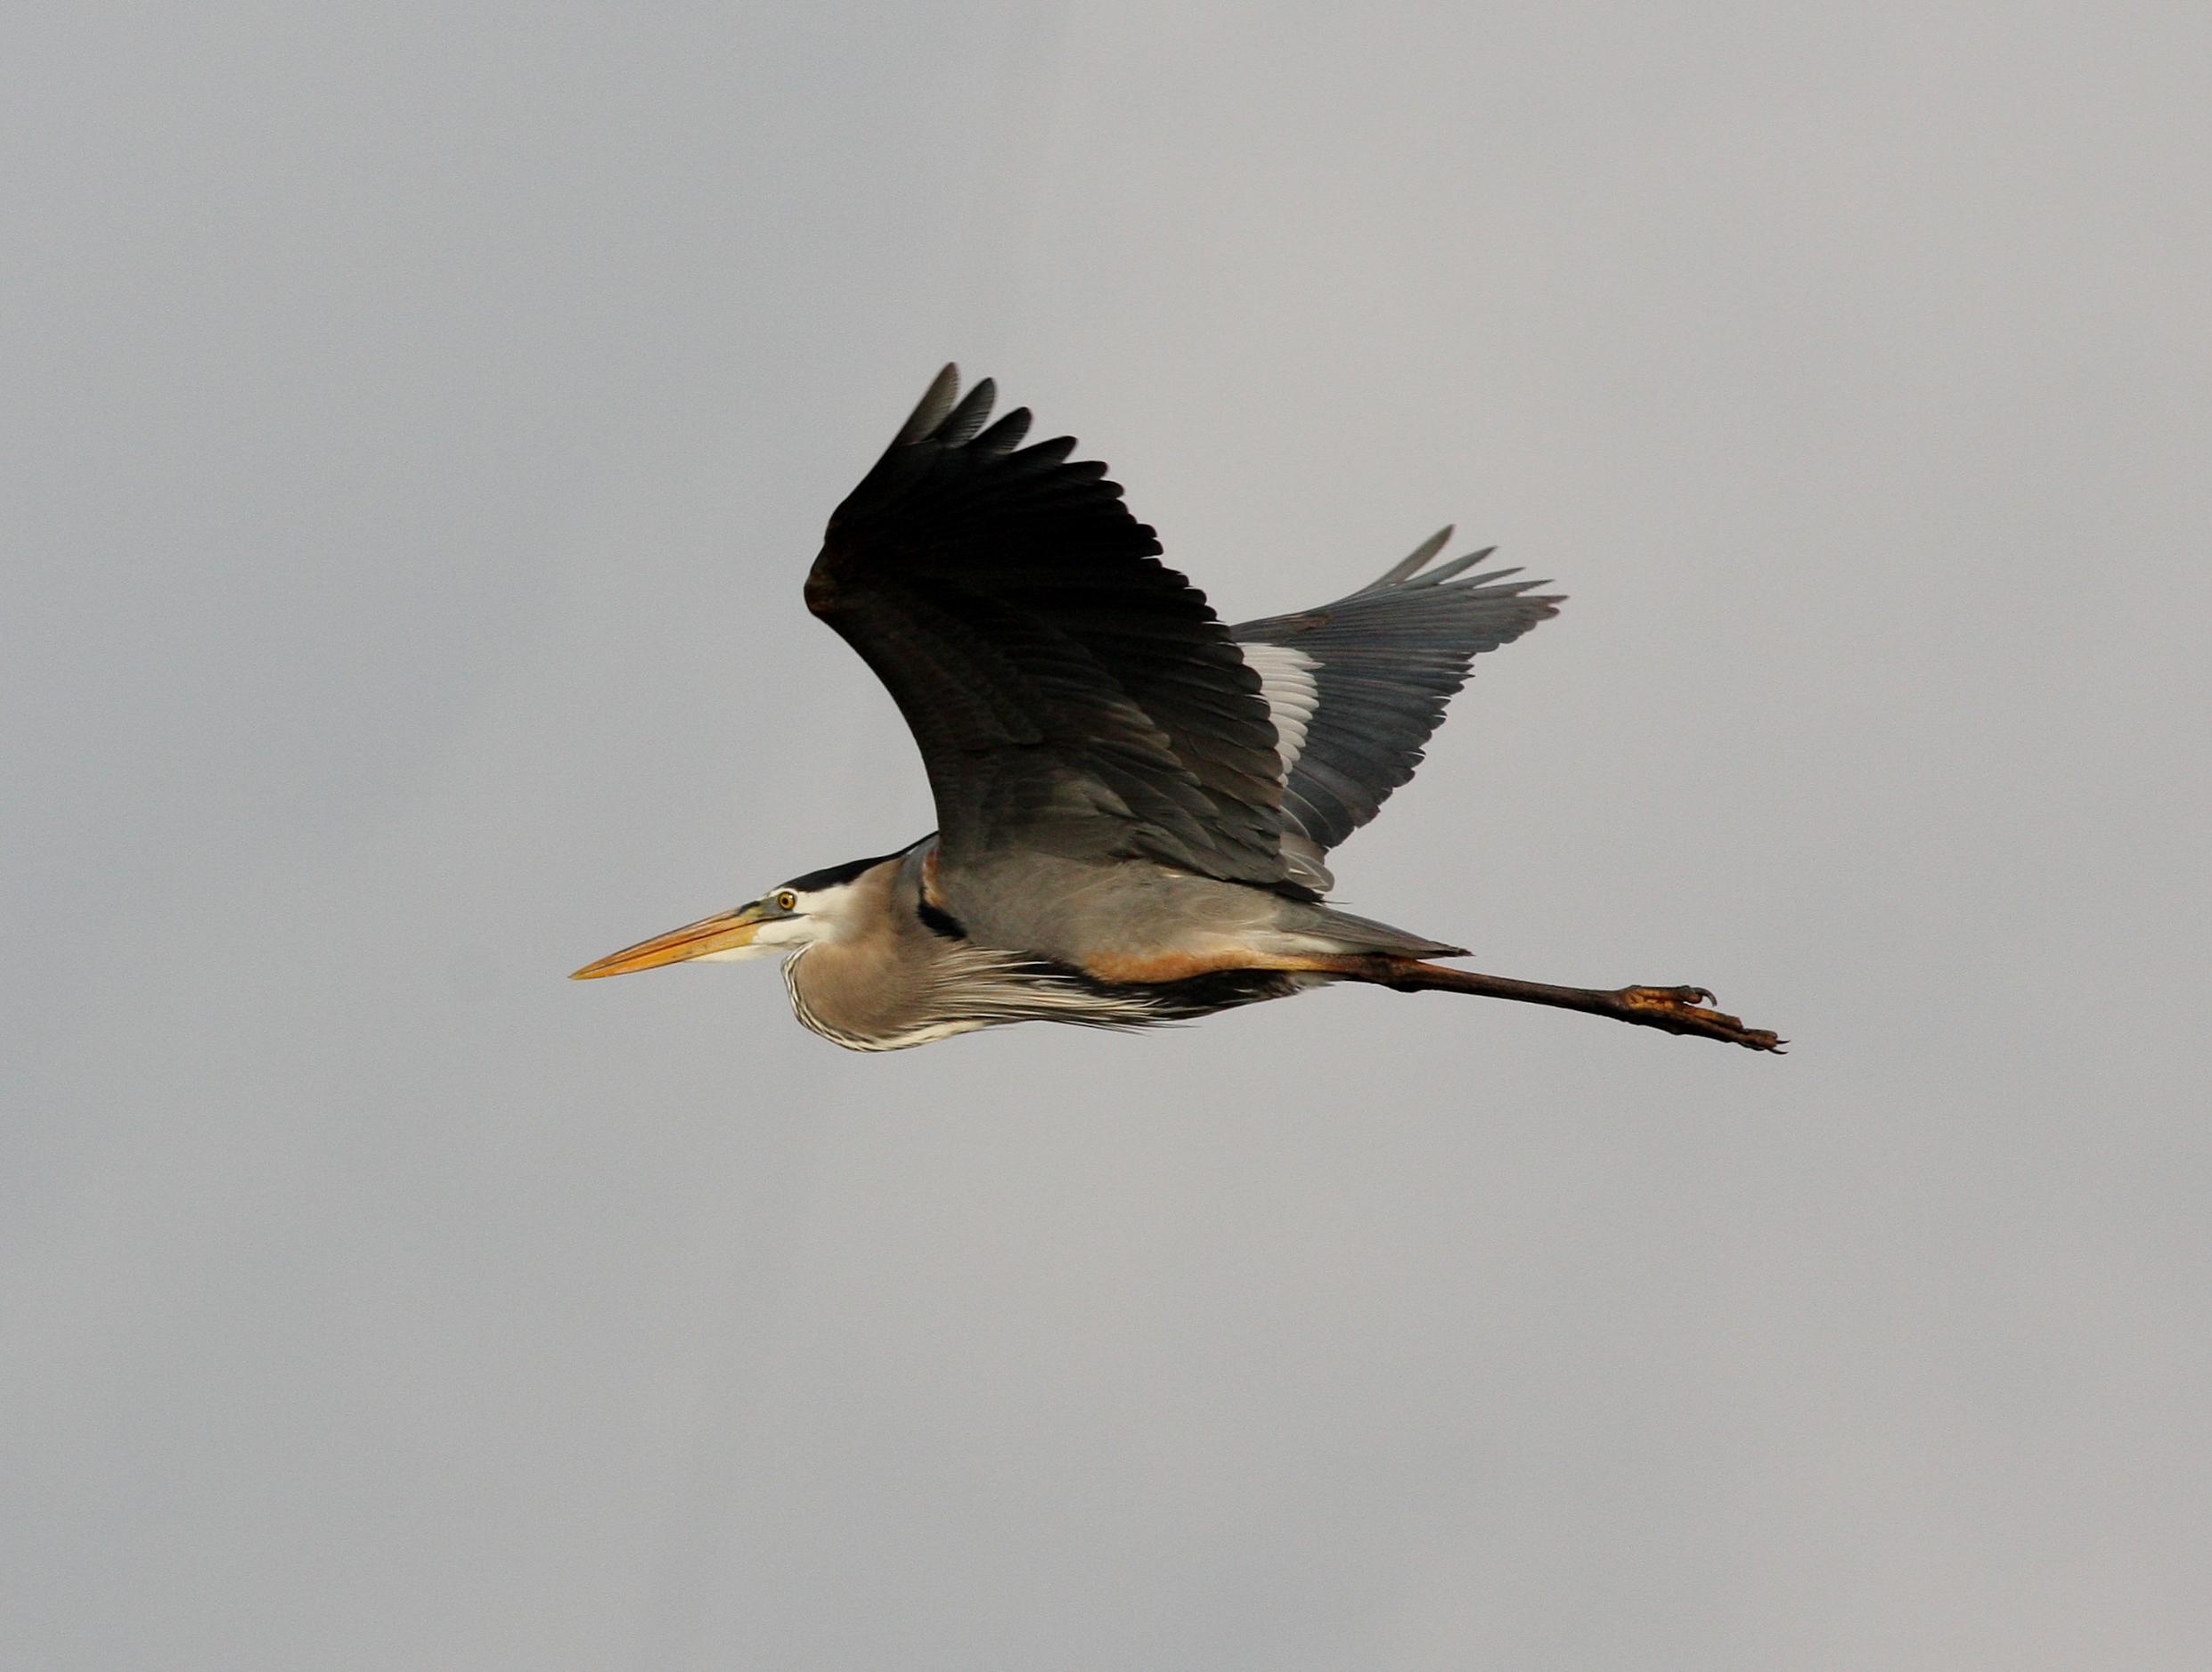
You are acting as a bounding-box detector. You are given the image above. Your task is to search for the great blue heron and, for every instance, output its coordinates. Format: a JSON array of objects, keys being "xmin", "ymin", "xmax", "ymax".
[{"xmin": 574, "ymin": 367, "xmax": 1780, "ymax": 1053}]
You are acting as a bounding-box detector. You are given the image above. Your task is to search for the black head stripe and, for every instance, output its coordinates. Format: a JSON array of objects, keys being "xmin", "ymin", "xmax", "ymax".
[{"xmin": 778, "ymin": 839, "xmax": 929, "ymax": 896}]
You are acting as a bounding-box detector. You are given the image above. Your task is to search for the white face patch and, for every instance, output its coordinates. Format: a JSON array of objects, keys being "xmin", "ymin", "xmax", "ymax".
[
  {"xmin": 694, "ymin": 893, "xmax": 837, "ymax": 962},
  {"xmin": 1238, "ymin": 641, "xmax": 1319, "ymax": 779}
]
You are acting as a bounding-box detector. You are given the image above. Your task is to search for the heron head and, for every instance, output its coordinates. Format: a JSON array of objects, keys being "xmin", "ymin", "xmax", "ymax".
[{"xmin": 569, "ymin": 871, "xmax": 859, "ymax": 981}]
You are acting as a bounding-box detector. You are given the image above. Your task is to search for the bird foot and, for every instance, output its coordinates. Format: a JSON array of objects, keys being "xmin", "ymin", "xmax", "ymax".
[{"xmin": 1617, "ymin": 985, "xmax": 1785, "ymax": 1052}]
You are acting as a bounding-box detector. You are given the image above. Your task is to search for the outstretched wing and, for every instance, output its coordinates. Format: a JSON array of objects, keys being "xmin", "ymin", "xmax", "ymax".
[
  {"xmin": 806, "ymin": 366, "xmax": 1303, "ymax": 893},
  {"xmin": 1231, "ymin": 529, "xmax": 1562, "ymax": 875}
]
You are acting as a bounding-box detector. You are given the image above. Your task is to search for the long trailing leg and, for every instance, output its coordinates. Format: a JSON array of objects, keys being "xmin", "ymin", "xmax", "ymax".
[{"xmin": 1318, "ymin": 957, "xmax": 1784, "ymax": 1052}]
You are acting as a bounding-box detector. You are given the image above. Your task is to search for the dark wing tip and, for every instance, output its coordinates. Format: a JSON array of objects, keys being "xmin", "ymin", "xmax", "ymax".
[
  {"xmin": 975, "ymin": 405, "xmax": 1033, "ymax": 453},
  {"xmin": 936, "ymin": 377, "xmax": 998, "ymax": 446},
  {"xmin": 1359, "ymin": 532, "xmax": 1569, "ymax": 605},
  {"xmin": 890, "ymin": 364, "xmax": 1016, "ymax": 452},
  {"xmin": 894, "ymin": 363, "xmax": 965, "ymax": 445},
  {"xmin": 1373, "ymin": 527, "xmax": 1455, "ymax": 587}
]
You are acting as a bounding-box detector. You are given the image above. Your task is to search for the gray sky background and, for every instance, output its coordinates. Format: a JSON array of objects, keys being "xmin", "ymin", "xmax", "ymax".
[{"xmin": 7, "ymin": 4, "xmax": 2208, "ymax": 1667}]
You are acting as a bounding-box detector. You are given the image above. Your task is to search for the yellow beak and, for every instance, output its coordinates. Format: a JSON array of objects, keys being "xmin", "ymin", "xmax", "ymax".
[{"xmin": 570, "ymin": 903, "xmax": 766, "ymax": 979}]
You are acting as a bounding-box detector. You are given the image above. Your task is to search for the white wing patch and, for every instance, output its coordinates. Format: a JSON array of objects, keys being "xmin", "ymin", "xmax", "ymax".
[{"xmin": 1239, "ymin": 641, "xmax": 1319, "ymax": 781}]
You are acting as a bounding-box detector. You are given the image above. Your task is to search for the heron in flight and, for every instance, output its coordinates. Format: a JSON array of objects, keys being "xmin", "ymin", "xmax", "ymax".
[{"xmin": 574, "ymin": 368, "xmax": 1780, "ymax": 1053}]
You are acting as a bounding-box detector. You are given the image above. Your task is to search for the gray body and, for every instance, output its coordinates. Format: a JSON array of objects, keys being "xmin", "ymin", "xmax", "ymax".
[{"xmin": 782, "ymin": 838, "xmax": 1459, "ymax": 1051}]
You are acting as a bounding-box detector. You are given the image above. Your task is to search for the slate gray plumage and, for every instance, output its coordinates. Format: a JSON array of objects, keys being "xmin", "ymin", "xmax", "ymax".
[
  {"xmin": 1231, "ymin": 530, "xmax": 1559, "ymax": 885},
  {"xmin": 574, "ymin": 367, "xmax": 1783, "ymax": 1054}
]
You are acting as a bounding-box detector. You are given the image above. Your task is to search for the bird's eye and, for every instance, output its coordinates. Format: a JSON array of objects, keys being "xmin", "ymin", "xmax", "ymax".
[{"xmin": 774, "ymin": 891, "xmax": 798, "ymax": 912}]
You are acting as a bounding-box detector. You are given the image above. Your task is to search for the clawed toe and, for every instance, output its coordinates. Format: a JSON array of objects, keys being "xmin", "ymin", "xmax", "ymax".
[
  {"xmin": 1617, "ymin": 984, "xmax": 1785, "ymax": 1052},
  {"xmin": 1621, "ymin": 984, "xmax": 1714, "ymax": 1010}
]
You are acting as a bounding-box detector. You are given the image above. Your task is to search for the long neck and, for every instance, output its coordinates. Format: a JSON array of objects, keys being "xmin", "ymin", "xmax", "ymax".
[{"xmin": 784, "ymin": 852, "xmax": 980, "ymax": 1051}]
